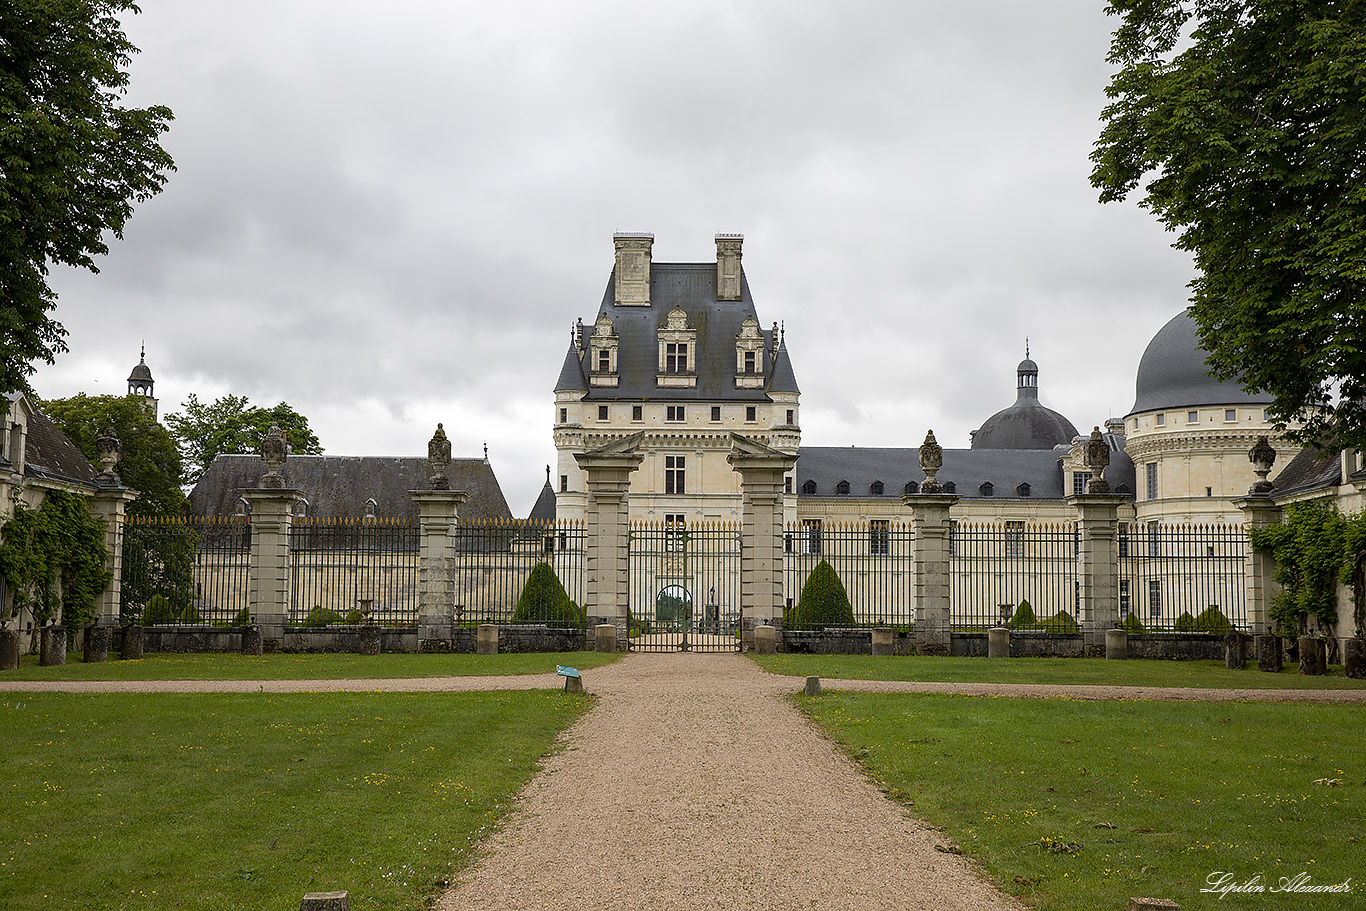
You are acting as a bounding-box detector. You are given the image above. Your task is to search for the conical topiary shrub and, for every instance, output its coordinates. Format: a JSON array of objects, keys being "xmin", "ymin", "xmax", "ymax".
[
  {"xmin": 1175, "ymin": 610, "xmax": 1196, "ymax": 632},
  {"xmin": 1008, "ymin": 599, "xmax": 1037, "ymax": 629},
  {"xmin": 789, "ymin": 560, "xmax": 855, "ymax": 631},
  {"xmin": 1042, "ymin": 610, "xmax": 1080, "ymax": 633},
  {"xmin": 1119, "ymin": 612, "xmax": 1146, "ymax": 634},
  {"xmin": 513, "ymin": 562, "xmax": 586, "ymax": 629},
  {"xmin": 1193, "ymin": 606, "xmax": 1233, "ymax": 634}
]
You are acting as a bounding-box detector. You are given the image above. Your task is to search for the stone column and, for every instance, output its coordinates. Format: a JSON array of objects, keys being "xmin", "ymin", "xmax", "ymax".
[
  {"xmin": 410, "ymin": 490, "xmax": 466, "ymax": 647},
  {"xmin": 904, "ymin": 495, "xmax": 958, "ymax": 656},
  {"xmin": 1236, "ymin": 495, "xmax": 1282, "ymax": 635},
  {"xmin": 727, "ymin": 435, "xmax": 798, "ymax": 648},
  {"xmin": 1068, "ymin": 494, "xmax": 1128, "ymax": 658},
  {"xmin": 242, "ymin": 489, "xmax": 301, "ymax": 647},
  {"xmin": 574, "ymin": 435, "xmax": 644, "ymax": 643},
  {"xmin": 88, "ymin": 486, "xmax": 138, "ymax": 628}
]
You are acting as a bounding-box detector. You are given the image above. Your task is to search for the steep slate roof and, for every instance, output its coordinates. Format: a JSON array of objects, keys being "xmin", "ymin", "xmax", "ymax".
[
  {"xmin": 19, "ymin": 400, "xmax": 98, "ymax": 487},
  {"xmin": 1269, "ymin": 447, "xmax": 1341, "ymax": 498},
  {"xmin": 796, "ymin": 443, "xmax": 1135, "ymax": 500},
  {"xmin": 572, "ymin": 264, "xmax": 786, "ymax": 402},
  {"xmin": 554, "ymin": 340, "xmax": 587, "ymax": 393},
  {"xmin": 189, "ymin": 454, "xmax": 512, "ymax": 522},
  {"xmin": 527, "ymin": 476, "xmax": 557, "ymax": 522},
  {"xmin": 1129, "ymin": 311, "xmax": 1274, "ymax": 415},
  {"xmin": 767, "ymin": 340, "xmax": 800, "ymax": 394}
]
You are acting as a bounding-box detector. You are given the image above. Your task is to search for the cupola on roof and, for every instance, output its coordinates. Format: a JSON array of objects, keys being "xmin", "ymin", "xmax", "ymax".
[
  {"xmin": 1128, "ymin": 311, "xmax": 1273, "ymax": 416},
  {"xmin": 128, "ymin": 345, "xmax": 153, "ymax": 384},
  {"xmin": 971, "ymin": 347, "xmax": 1078, "ymax": 450}
]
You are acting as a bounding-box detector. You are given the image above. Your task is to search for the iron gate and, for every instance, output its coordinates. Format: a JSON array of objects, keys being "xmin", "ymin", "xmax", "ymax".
[{"xmin": 627, "ymin": 521, "xmax": 741, "ymax": 652}]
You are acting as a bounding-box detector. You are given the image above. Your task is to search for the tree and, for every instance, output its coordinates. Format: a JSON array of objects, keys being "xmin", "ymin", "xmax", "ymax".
[
  {"xmin": 165, "ymin": 394, "xmax": 323, "ymax": 483},
  {"xmin": 0, "ymin": 1, "xmax": 174, "ymax": 396},
  {"xmin": 0, "ymin": 491, "xmax": 110, "ymax": 631},
  {"xmin": 40, "ymin": 393, "xmax": 187, "ymax": 516},
  {"xmin": 1091, "ymin": 1, "xmax": 1366, "ymax": 451}
]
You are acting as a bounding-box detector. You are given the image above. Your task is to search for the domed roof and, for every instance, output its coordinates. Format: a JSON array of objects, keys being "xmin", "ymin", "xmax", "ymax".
[
  {"xmin": 127, "ymin": 347, "xmax": 153, "ymax": 384},
  {"xmin": 971, "ymin": 354, "xmax": 1078, "ymax": 450},
  {"xmin": 1128, "ymin": 312, "xmax": 1273, "ymax": 416}
]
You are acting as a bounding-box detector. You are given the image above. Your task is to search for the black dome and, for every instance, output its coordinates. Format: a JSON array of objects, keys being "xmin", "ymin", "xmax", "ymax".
[
  {"xmin": 1128, "ymin": 312, "xmax": 1272, "ymax": 416},
  {"xmin": 972, "ymin": 354, "xmax": 1078, "ymax": 450}
]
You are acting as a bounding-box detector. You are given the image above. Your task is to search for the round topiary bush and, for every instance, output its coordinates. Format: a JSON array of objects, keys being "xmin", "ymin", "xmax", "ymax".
[
  {"xmin": 233, "ymin": 607, "xmax": 251, "ymax": 627},
  {"xmin": 144, "ymin": 594, "xmax": 175, "ymax": 625},
  {"xmin": 788, "ymin": 560, "xmax": 855, "ymax": 631},
  {"xmin": 301, "ymin": 606, "xmax": 344, "ymax": 628},
  {"xmin": 1042, "ymin": 610, "xmax": 1080, "ymax": 633},
  {"xmin": 1193, "ymin": 606, "xmax": 1233, "ymax": 634},
  {"xmin": 1008, "ymin": 599, "xmax": 1038, "ymax": 629},
  {"xmin": 178, "ymin": 601, "xmax": 202, "ymax": 624},
  {"xmin": 1118, "ymin": 612, "xmax": 1146, "ymax": 634},
  {"xmin": 513, "ymin": 562, "xmax": 586, "ymax": 629},
  {"xmin": 1175, "ymin": 610, "xmax": 1196, "ymax": 632}
]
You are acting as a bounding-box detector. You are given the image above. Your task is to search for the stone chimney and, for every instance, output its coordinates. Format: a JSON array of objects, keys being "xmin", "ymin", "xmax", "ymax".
[
  {"xmin": 613, "ymin": 233, "xmax": 653, "ymax": 306},
  {"xmin": 716, "ymin": 233, "xmax": 743, "ymax": 300}
]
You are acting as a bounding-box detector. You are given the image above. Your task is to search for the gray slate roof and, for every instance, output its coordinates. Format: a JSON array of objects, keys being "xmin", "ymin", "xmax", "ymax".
[
  {"xmin": 5, "ymin": 395, "xmax": 98, "ymax": 488},
  {"xmin": 567, "ymin": 263, "xmax": 790, "ymax": 402},
  {"xmin": 189, "ymin": 454, "xmax": 512, "ymax": 522},
  {"xmin": 1269, "ymin": 447, "xmax": 1341, "ymax": 498},
  {"xmin": 527, "ymin": 478, "xmax": 557, "ymax": 522},
  {"xmin": 1129, "ymin": 312, "xmax": 1274, "ymax": 415}
]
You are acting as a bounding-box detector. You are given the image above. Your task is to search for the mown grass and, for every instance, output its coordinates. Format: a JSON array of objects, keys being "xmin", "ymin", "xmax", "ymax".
[
  {"xmin": 0, "ymin": 690, "xmax": 591, "ymax": 911},
  {"xmin": 2, "ymin": 651, "xmax": 618, "ymax": 682},
  {"xmin": 752, "ymin": 654, "xmax": 1366, "ymax": 689},
  {"xmin": 800, "ymin": 692, "xmax": 1363, "ymax": 911}
]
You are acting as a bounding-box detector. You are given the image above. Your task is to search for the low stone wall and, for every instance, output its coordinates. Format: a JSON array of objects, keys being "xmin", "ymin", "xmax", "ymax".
[
  {"xmin": 134, "ymin": 626, "xmax": 243, "ymax": 653},
  {"xmin": 781, "ymin": 628, "xmax": 872, "ymax": 655},
  {"xmin": 122, "ymin": 625, "xmax": 588, "ymax": 654},
  {"xmin": 1125, "ymin": 632, "xmax": 1224, "ymax": 660},
  {"xmin": 952, "ymin": 632, "xmax": 1085, "ymax": 658},
  {"xmin": 446, "ymin": 625, "xmax": 587, "ymax": 654}
]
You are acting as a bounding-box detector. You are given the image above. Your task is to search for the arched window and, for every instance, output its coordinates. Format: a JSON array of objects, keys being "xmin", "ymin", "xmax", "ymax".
[
  {"xmin": 292, "ymin": 498, "xmax": 308, "ymax": 518},
  {"xmin": 364, "ymin": 498, "xmax": 378, "ymax": 518},
  {"xmin": 870, "ymin": 480, "xmax": 884, "ymax": 496},
  {"xmin": 836, "ymin": 480, "xmax": 850, "ymax": 496},
  {"xmin": 979, "ymin": 482, "xmax": 994, "ymax": 497},
  {"xmin": 903, "ymin": 481, "xmax": 919, "ymax": 495},
  {"xmin": 802, "ymin": 479, "xmax": 817, "ymax": 496}
]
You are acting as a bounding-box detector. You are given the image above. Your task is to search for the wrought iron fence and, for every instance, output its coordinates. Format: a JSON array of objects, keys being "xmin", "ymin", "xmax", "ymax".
[
  {"xmin": 121, "ymin": 515, "xmax": 250, "ymax": 625},
  {"xmin": 782, "ymin": 520, "xmax": 914, "ymax": 629},
  {"xmin": 290, "ymin": 517, "xmax": 419, "ymax": 626},
  {"xmin": 448, "ymin": 519, "xmax": 585, "ymax": 626},
  {"xmin": 949, "ymin": 521, "xmax": 1079, "ymax": 630},
  {"xmin": 628, "ymin": 520, "xmax": 741, "ymax": 651},
  {"xmin": 1117, "ymin": 522, "xmax": 1247, "ymax": 631}
]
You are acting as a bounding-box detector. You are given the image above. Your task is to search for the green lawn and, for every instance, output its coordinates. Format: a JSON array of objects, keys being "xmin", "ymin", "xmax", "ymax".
[
  {"xmin": 0, "ymin": 691, "xmax": 591, "ymax": 911},
  {"xmin": 1, "ymin": 651, "xmax": 618, "ymax": 682},
  {"xmin": 752, "ymin": 654, "xmax": 1366, "ymax": 689},
  {"xmin": 800, "ymin": 692, "xmax": 1363, "ymax": 911}
]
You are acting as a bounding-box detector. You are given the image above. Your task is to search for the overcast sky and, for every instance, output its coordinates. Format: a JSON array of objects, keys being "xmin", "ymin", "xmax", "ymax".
[{"xmin": 33, "ymin": 1, "xmax": 1197, "ymax": 516}]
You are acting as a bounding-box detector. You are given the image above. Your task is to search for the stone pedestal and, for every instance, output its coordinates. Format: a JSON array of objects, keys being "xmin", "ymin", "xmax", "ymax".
[
  {"xmin": 905, "ymin": 494, "xmax": 959, "ymax": 656},
  {"xmin": 754, "ymin": 624, "xmax": 776, "ymax": 655},
  {"xmin": 1236, "ymin": 496, "xmax": 1282, "ymax": 634},
  {"xmin": 728, "ymin": 437, "xmax": 798, "ymax": 634},
  {"xmin": 1257, "ymin": 634, "xmax": 1281, "ymax": 672},
  {"xmin": 83, "ymin": 625, "xmax": 110, "ymax": 663},
  {"xmin": 359, "ymin": 625, "xmax": 381, "ymax": 656},
  {"xmin": 1345, "ymin": 638, "xmax": 1366, "ymax": 679},
  {"xmin": 871, "ymin": 626, "xmax": 894, "ymax": 657},
  {"xmin": 242, "ymin": 488, "xmax": 301, "ymax": 647},
  {"xmin": 593, "ymin": 623, "xmax": 616, "ymax": 653},
  {"xmin": 1298, "ymin": 635, "xmax": 1326, "ymax": 676},
  {"xmin": 563, "ymin": 675, "xmax": 585, "ymax": 695},
  {"xmin": 301, "ymin": 892, "xmax": 350, "ymax": 911},
  {"xmin": 40, "ymin": 626, "xmax": 67, "ymax": 666},
  {"xmin": 241, "ymin": 625, "xmax": 263, "ymax": 655},
  {"xmin": 803, "ymin": 676, "xmax": 822, "ymax": 696},
  {"xmin": 1069, "ymin": 495, "xmax": 1129, "ymax": 656},
  {"xmin": 1223, "ymin": 631, "xmax": 1247, "ymax": 669},
  {"xmin": 0, "ymin": 629, "xmax": 18, "ymax": 671},
  {"xmin": 121, "ymin": 624, "xmax": 144, "ymax": 660},
  {"xmin": 90, "ymin": 486, "xmax": 138, "ymax": 626},
  {"xmin": 476, "ymin": 624, "xmax": 498, "ymax": 655},
  {"xmin": 410, "ymin": 490, "xmax": 466, "ymax": 642},
  {"xmin": 576, "ymin": 437, "xmax": 644, "ymax": 634},
  {"xmin": 1106, "ymin": 629, "xmax": 1128, "ymax": 660},
  {"xmin": 987, "ymin": 627, "xmax": 1010, "ymax": 658}
]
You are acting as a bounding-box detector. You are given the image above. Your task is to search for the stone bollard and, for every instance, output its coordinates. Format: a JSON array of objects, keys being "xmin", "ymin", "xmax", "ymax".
[
  {"xmin": 754, "ymin": 625, "xmax": 776, "ymax": 656},
  {"xmin": 0, "ymin": 628, "xmax": 18, "ymax": 671},
  {"xmin": 594, "ymin": 623, "xmax": 616, "ymax": 653},
  {"xmin": 804, "ymin": 675, "xmax": 822, "ymax": 696},
  {"xmin": 987, "ymin": 626, "xmax": 1010, "ymax": 658},
  {"xmin": 1223, "ymin": 631, "xmax": 1246, "ymax": 670},
  {"xmin": 301, "ymin": 891, "xmax": 350, "ymax": 911},
  {"xmin": 1298, "ymin": 635, "xmax": 1326, "ymax": 676},
  {"xmin": 84, "ymin": 625, "xmax": 110, "ymax": 663},
  {"xmin": 564, "ymin": 675, "xmax": 585, "ymax": 695},
  {"xmin": 358, "ymin": 624, "xmax": 381, "ymax": 656},
  {"xmin": 121, "ymin": 624, "xmax": 145, "ymax": 660},
  {"xmin": 241, "ymin": 624, "xmax": 263, "ymax": 656},
  {"xmin": 1345, "ymin": 638, "xmax": 1366, "ymax": 679},
  {"xmin": 40, "ymin": 626, "xmax": 67, "ymax": 666},
  {"xmin": 1257, "ymin": 634, "xmax": 1281, "ymax": 672},
  {"xmin": 1128, "ymin": 900, "xmax": 1180, "ymax": 911},
  {"xmin": 1105, "ymin": 629, "xmax": 1128, "ymax": 660},
  {"xmin": 476, "ymin": 623, "xmax": 498, "ymax": 655},
  {"xmin": 870, "ymin": 626, "xmax": 894, "ymax": 656}
]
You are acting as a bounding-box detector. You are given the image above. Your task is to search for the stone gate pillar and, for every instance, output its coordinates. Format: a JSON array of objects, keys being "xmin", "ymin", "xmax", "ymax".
[
  {"xmin": 88, "ymin": 428, "xmax": 138, "ymax": 628},
  {"xmin": 905, "ymin": 431, "xmax": 958, "ymax": 656},
  {"xmin": 1068, "ymin": 494, "xmax": 1128, "ymax": 657},
  {"xmin": 727, "ymin": 434, "xmax": 798, "ymax": 648},
  {"xmin": 411, "ymin": 425, "xmax": 467, "ymax": 648},
  {"xmin": 574, "ymin": 434, "xmax": 643, "ymax": 643},
  {"xmin": 242, "ymin": 489, "xmax": 299, "ymax": 647},
  {"xmin": 1236, "ymin": 495, "xmax": 1281, "ymax": 635}
]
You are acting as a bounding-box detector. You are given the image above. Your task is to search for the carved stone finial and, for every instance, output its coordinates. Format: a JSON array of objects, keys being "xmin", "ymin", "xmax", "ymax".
[
  {"xmin": 259, "ymin": 425, "xmax": 289, "ymax": 488},
  {"xmin": 918, "ymin": 430, "xmax": 944, "ymax": 494},
  {"xmin": 94, "ymin": 427, "xmax": 123, "ymax": 485},
  {"xmin": 427, "ymin": 423, "xmax": 452, "ymax": 490},
  {"xmin": 1249, "ymin": 435, "xmax": 1277, "ymax": 494},
  {"xmin": 1084, "ymin": 426, "xmax": 1112, "ymax": 494}
]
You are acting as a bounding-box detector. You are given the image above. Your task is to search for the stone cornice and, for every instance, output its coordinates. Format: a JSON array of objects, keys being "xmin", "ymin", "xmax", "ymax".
[{"xmin": 1124, "ymin": 429, "xmax": 1283, "ymax": 461}]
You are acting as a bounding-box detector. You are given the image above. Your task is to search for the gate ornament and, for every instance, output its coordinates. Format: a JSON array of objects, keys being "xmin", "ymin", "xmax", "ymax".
[
  {"xmin": 1248, "ymin": 435, "xmax": 1277, "ymax": 494},
  {"xmin": 95, "ymin": 427, "xmax": 123, "ymax": 486},
  {"xmin": 918, "ymin": 430, "xmax": 944, "ymax": 493},
  {"xmin": 1084, "ymin": 426, "xmax": 1111, "ymax": 494},
  {"xmin": 427, "ymin": 423, "xmax": 452, "ymax": 490},
  {"xmin": 259, "ymin": 425, "xmax": 289, "ymax": 488}
]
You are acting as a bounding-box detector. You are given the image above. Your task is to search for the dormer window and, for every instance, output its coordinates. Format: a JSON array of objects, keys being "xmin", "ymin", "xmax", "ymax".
[
  {"xmin": 597, "ymin": 349, "xmax": 610, "ymax": 372},
  {"xmin": 589, "ymin": 315, "xmax": 619, "ymax": 387},
  {"xmin": 744, "ymin": 350, "xmax": 756, "ymax": 374},
  {"xmin": 1016, "ymin": 482, "xmax": 1031, "ymax": 498},
  {"xmin": 943, "ymin": 482, "xmax": 957, "ymax": 494},
  {"xmin": 979, "ymin": 482, "xmax": 994, "ymax": 497},
  {"xmin": 802, "ymin": 479, "xmax": 817, "ymax": 496},
  {"xmin": 836, "ymin": 480, "xmax": 850, "ymax": 496},
  {"xmin": 734, "ymin": 316, "xmax": 766, "ymax": 389},
  {"xmin": 870, "ymin": 480, "xmax": 884, "ymax": 496},
  {"xmin": 657, "ymin": 308, "xmax": 697, "ymax": 388},
  {"xmin": 904, "ymin": 481, "xmax": 918, "ymax": 495},
  {"xmin": 666, "ymin": 343, "xmax": 688, "ymax": 373}
]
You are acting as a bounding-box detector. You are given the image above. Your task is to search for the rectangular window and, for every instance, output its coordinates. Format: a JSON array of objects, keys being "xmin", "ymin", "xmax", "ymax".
[
  {"xmin": 948, "ymin": 520, "xmax": 959, "ymax": 556},
  {"xmin": 1146, "ymin": 462, "xmax": 1158, "ymax": 500},
  {"xmin": 1148, "ymin": 579, "xmax": 1162, "ymax": 619},
  {"xmin": 665, "ymin": 455, "xmax": 685, "ymax": 494},
  {"xmin": 664, "ymin": 513, "xmax": 685, "ymax": 551},
  {"xmin": 869, "ymin": 519, "xmax": 890, "ymax": 556},
  {"xmin": 711, "ymin": 406, "xmax": 721, "ymax": 422},
  {"xmin": 1187, "ymin": 410, "xmax": 1199, "ymax": 423},
  {"xmin": 745, "ymin": 406, "xmax": 757, "ymax": 423},
  {"xmin": 666, "ymin": 343, "xmax": 689, "ymax": 374},
  {"xmin": 786, "ymin": 409, "xmax": 794, "ymax": 425},
  {"xmin": 784, "ymin": 476, "xmax": 793, "ymax": 494},
  {"xmin": 1156, "ymin": 413, "xmax": 1165, "ymax": 426},
  {"xmin": 1226, "ymin": 409, "xmax": 1236, "ymax": 421},
  {"xmin": 559, "ymin": 407, "xmax": 567, "ymax": 424},
  {"xmin": 743, "ymin": 350, "xmax": 756, "ymax": 374},
  {"xmin": 1147, "ymin": 521, "xmax": 1161, "ymax": 557},
  {"xmin": 667, "ymin": 405, "xmax": 685, "ymax": 422},
  {"xmin": 1119, "ymin": 579, "xmax": 1131, "ymax": 616},
  {"xmin": 598, "ymin": 405, "xmax": 608, "ymax": 421},
  {"xmin": 801, "ymin": 518, "xmax": 822, "ymax": 555},
  {"xmin": 1118, "ymin": 523, "xmax": 1130, "ymax": 557},
  {"xmin": 597, "ymin": 349, "xmax": 611, "ymax": 372},
  {"xmin": 784, "ymin": 532, "xmax": 794, "ymax": 554},
  {"xmin": 560, "ymin": 475, "xmax": 568, "ymax": 493},
  {"xmin": 1005, "ymin": 521, "xmax": 1025, "ymax": 557},
  {"xmin": 1072, "ymin": 471, "xmax": 1091, "ymax": 496},
  {"xmin": 632, "ymin": 405, "xmax": 642, "ymax": 421}
]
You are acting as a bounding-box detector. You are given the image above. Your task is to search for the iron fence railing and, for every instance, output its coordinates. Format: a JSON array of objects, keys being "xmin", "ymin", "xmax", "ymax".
[
  {"xmin": 949, "ymin": 521, "xmax": 1078, "ymax": 630},
  {"xmin": 1117, "ymin": 522, "xmax": 1247, "ymax": 631},
  {"xmin": 290, "ymin": 517, "xmax": 419, "ymax": 626},
  {"xmin": 782, "ymin": 520, "xmax": 914, "ymax": 629},
  {"xmin": 448, "ymin": 519, "xmax": 585, "ymax": 626},
  {"xmin": 121, "ymin": 515, "xmax": 250, "ymax": 625}
]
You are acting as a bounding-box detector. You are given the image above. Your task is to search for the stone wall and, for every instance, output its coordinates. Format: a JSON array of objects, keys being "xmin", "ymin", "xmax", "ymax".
[
  {"xmin": 126, "ymin": 624, "xmax": 588, "ymax": 654},
  {"xmin": 952, "ymin": 632, "xmax": 1084, "ymax": 658}
]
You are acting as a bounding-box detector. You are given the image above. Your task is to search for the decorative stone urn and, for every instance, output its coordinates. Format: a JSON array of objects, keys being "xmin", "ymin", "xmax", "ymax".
[
  {"xmin": 1248, "ymin": 436, "xmax": 1277, "ymax": 494},
  {"xmin": 259, "ymin": 425, "xmax": 289, "ymax": 488},
  {"xmin": 1084, "ymin": 426, "xmax": 1111, "ymax": 494},
  {"xmin": 95, "ymin": 427, "xmax": 123, "ymax": 485},
  {"xmin": 918, "ymin": 430, "xmax": 944, "ymax": 494},
  {"xmin": 427, "ymin": 423, "xmax": 452, "ymax": 490}
]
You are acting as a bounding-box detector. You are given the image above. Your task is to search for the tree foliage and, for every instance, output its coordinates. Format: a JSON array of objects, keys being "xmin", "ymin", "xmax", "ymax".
[
  {"xmin": 1248, "ymin": 498, "xmax": 1357, "ymax": 633},
  {"xmin": 512, "ymin": 562, "xmax": 584, "ymax": 629},
  {"xmin": 787, "ymin": 560, "xmax": 855, "ymax": 631},
  {"xmin": 1092, "ymin": 1, "xmax": 1366, "ymax": 450},
  {"xmin": 0, "ymin": 491, "xmax": 110, "ymax": 630},
  {"xmin": 0, "ymin": 1, "xmax": 174, "ymax": 396},
  {"xmin": 166, "ymin": 394, "xmax": 323, "ymax": 483},
  {"xmin": 40, "ymin": 393, "xmax": 187, "ymax": 516}
]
